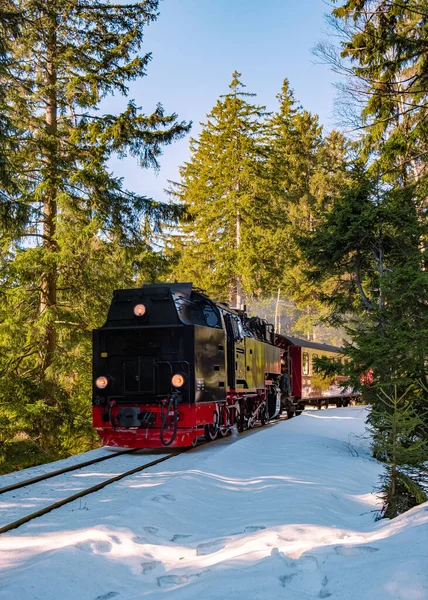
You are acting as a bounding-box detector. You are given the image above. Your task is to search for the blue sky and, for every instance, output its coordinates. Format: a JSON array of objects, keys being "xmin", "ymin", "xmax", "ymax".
[{"xmin": 108, "ymin": 0, "xmax": 339, "ymax": 203}]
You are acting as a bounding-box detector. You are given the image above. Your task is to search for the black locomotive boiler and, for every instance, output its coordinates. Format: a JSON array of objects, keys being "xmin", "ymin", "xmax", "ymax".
[{"xmin": 92, "ymin": 283, "xmax": 282, "ymax": 448}]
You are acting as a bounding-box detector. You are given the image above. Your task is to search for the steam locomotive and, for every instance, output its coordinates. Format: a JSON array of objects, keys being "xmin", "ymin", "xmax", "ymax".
[
  {"xmin": 92, "ymin": 283, "xmax": 354, "ymax": 449},
  {"xmin": 92, "ymin": 283, "xmax": 282, "ymax": 448}
]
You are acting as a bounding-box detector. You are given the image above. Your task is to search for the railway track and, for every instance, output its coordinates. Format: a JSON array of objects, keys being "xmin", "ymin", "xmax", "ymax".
[
  {"xmin": 0, "ymin": 451, "xmax": 180, "ymax": 535},
  {"xmin": 0, "ymin": 418, "xmax": 285, "ymax": 537},
  {"xmin": 0, "ymin": 448, "xmax": 139, "ymax": 496}
]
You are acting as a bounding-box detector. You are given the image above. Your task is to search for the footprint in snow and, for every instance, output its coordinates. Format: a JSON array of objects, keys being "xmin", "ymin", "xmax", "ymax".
[
  {"xmin": 143, "ymin": 526, "xmax": 159, "ymax": 535},
  {"xmin": 278, "ymin": 536, "xmax": 297, "ymax": 545},
  {"xmin": 244, "ymin": 525, "xmax": 266, "ymax": 533},
  {"xmin": 171, "ymin": 534, "xmax": 192, "ymax": 543},
  {"xmin": 133, "ymin": 535, "xmax": 148, "ymax": 545},
  {"xmin": 109, "ymin": 535, "xmax": 121, "ymax": 544},
  {"xmin": 94, "ymin": 593, "xmax": 119, "ymax": 600},
  {"xmin": 157, "ymin": 572, "xmax": 206, "ymax": 588},
  {"xmin": 141, "ymin": 560, "xmax": 161, "ymax": 574},
  {"xmin": 335, "ymin": 545, "xmax": 379, "ymax": 557},
  {"xmin": 279, "ymin": 574, "xmax": 296, "ymax": 587},
  {"xmin": 151, "ymin": 494, "xmax": 176, "ymax": 502},
  {"xmin": 196, "ymin": 538, "xmax": 230, "ymax": 556},
  {"xmin": 158, "ymin": 575, "xmax": 186, "ymax": 587},
  {"xmin": 297, "ymin": 554, "xmax": 319, "ymax": 572},
  {"xmin": 317, "ymin": 575, "xmax": 333, "ymax": 598},
  {"xmin": 76, "ymin": 540, "xmax": 112, "ymax": 554}
]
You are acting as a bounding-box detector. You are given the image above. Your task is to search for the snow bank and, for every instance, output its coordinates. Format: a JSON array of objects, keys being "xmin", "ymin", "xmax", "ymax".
[{"xmin": 0, "ymin": 406, "xmax": 427, "ymax": 600}]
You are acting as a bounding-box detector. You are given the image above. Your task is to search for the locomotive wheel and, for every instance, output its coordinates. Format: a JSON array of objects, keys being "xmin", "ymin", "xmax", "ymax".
[
  {"xmin": 234, "ymin": 402, "xmax": 243, "ymax": 432},
  {"xmin": 218, "ymin": 427, "xmax": 232, "ymax": 438},
  {"xmin": 204, "ymin": 411, "xmax": 220, "ymax": 441},
  {"xmin": 204, "ymin": 424, "xmax": 217, "ymax": 441},
  {"xmin": 260, "ymin": 404, "xmax": 269, "ymax": 426},
  {"xmin": 204, "ymin": 423, "xmax": 219, "ymax": 441}
]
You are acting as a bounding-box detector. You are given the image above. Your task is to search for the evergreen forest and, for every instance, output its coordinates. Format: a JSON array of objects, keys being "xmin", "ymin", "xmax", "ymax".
[{"xmin": 0, "ymin": 0, "xmax": 427, "ymax": 518}]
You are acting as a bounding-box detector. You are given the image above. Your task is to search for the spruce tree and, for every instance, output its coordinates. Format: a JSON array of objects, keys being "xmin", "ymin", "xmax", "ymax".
[
  {"xmin": 263, "ymin": 79, "xmax": 349, "ymax": 336},
  {"xmin": 0, "ymin": 2, "xmax": 21, "ymax": 227},
  {"xmin": 170, "ymin": 71, "xmax": 268, "ymax": 306},
  {"xmin": 297, "ymin": 0, "xmax": 428, "ymax": 514},
  {"xmin": 371, "ymin": 386, "xmax": 428, "ymax": 518},
  {"xmin": 313, "ymin": 2, "xmax": 428, "ymax": 394},
  {"xmin": 0, "ymin": 0, "xmax": 190, "ymax": 462}
]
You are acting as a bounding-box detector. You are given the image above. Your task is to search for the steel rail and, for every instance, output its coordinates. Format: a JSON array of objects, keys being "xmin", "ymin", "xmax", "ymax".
[
  {"xmin": 0, "ymin": 416, "xmax": 287, "ymax": 535},
  {"xmin": 0, "ymin": 452, "xmax": 178, "ymax": 535},
  {"xmin": 0, "ymin": 449, "xmax": 138, "ymax": 496},
  {"xmin": 1, "ymin": 414, "xmax": 288, "ymax": 497}
]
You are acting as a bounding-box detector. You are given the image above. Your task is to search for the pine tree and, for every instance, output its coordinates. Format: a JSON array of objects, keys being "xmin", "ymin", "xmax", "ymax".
[
  {"xmin": 169, "ymin": 71, "xmax": 268, "ymax": 306},
  {"xmin": 0, "ymin": 0, "xmax": 190, "ymax": 462},
  {"xmin": 0, "ymin": 2, "xmax": 21, "ymax": 227},
  {"xmin": 263, "ymin": 79, "xmax": 350, "ymax": 335}
]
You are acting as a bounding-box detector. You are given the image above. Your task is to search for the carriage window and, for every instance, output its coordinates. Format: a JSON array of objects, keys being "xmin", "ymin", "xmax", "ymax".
[
  {"xmin": 303, "ymin": 352, "xmax": 310, "ymax": 375},
  {"xmin": 312, "ymin": 353, "xmax": 318, "ymax": 370}
]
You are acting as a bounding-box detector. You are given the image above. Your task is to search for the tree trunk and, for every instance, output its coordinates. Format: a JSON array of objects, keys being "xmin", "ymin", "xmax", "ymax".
[
  {"xmin": 40, "ymin": 10, "xmax": 58, "ymax": 375},
  {"xmin": 236, "ymin": 206, "xmax": 242, "ymax": 309},
  {"xmin": 274, "ymin": 288, "xmax": 280, "ymax": 333},
  {"xmin": 390, "ymin": 392, "xmax": 398, "ymax": 510}
]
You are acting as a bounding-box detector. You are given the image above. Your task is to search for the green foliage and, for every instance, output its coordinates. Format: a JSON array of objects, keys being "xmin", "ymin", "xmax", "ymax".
[
  {"xmin": 262, "ymin": 80, "xmax": 351, "ymax": 335},
  {"xmin": 312, "ymin": 356, "xmax": 344, "ymax": 379},
  {"xmin": 305, "ymin": 0, "xmax": 428, "ymax": 515},
  {"xmin": 298, "ymin": 154, "xmax": 428, "ymax": 405},
  {"xmin": 170, "ymin": 75, "xmax": 349, "ymax": 340},
  {"xmin": 0, "ymin": 437, "xmax": 52, "ymax": 476},
  {"xmin": 0, "ymin": 1, "xmax": 20, "ymax": 217},
  {"xmin": 0, "ymin": 0, "xmax": 189, "ymax": 469},
  {"xmin": 332, "ymin": 0, "xmax": 428, "ymax": 160},
  {"xmin": 168, "ymin": 71, "xmax": 269, "ymax": 304},
  {"xmin": 370, "ymin": 386, "xmax": 428, "ymax": 518}
]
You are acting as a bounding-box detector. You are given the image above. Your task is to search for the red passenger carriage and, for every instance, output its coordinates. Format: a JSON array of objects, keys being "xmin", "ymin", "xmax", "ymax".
[{"xmin": 275, "ymin": 334, "xmax": 357, "ymax": 411}]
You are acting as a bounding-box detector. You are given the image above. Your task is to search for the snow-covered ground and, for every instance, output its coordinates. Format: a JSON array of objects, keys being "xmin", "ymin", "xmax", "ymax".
[
  {"xmin": 1, "ymin": 406, "xmax": 427, "ymax": 600},
  {"xmin": 0, "ymin": 451, "xmax": 163, "ymax": 529}
]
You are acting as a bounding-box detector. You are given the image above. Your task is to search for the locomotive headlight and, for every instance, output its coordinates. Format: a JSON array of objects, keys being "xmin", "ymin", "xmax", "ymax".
[
  {"xmin": 171, "ymin": 373, "xmax": 185, "ymax": 388},
  {"xmin": 95, "ymin": 375, "xmax": 109, "ymax": 389},
  {"xmin": 134, "ymin": 303, "xmax": 147, "ymax": 317}
]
